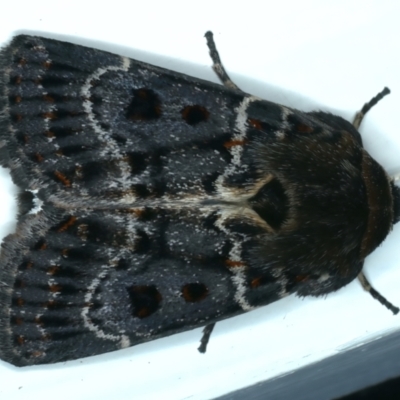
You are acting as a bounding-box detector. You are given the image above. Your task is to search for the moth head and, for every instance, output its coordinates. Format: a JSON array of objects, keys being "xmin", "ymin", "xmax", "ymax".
[
  {"xmin": 360, "ymin": 153, "xmax": 400, "ymax": 260},
  {"xmin": 391, "ymin": 181, "xmax": 400, "ymax": 224}
]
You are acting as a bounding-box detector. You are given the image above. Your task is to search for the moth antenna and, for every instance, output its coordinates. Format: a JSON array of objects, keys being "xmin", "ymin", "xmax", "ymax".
[
  {"xmin": 358, "ymin": 271, "xmax": 399, "ymax": 315},
  {"xmin": 198, "ymin": 322, "xmax": 216, "ymax": 353},
  {"xmin": 204, "ymin": 31, "xmax": 242, "ymax": 92},
  {"xmin": 353, "ymin": 87, "xmax": 390, "ymax": 129}
]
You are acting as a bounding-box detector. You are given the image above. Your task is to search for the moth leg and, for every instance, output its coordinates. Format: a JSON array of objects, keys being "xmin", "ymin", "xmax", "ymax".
[
  {"xmin": 353, "ymin": 87, "xmax": 390, "ymax": 129},
  {"xmin": 198, "ymin": 323, "xmax": 216, "ymax": 353},
  {"xmin": 205, "ymin": 31, "xmax": 242, "ymax": 91},
  {"xmin": 358, "ymin": 271, "xmax": 399, "ymax": 315}
]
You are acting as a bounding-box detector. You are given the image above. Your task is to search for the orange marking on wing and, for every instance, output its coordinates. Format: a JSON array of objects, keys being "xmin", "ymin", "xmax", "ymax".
[
  {"xmin": 42, "ymin": 112, "xmax": 57, "ymax": 120},
  {"xmin": 43, "ymin": 94, "xmax": 55, "ymax": 102},
  {"xmin": 35, "ymin": 153, "xmax": 44, "ymax": 163},
  {"xmin": 251, "ymin": 277, "xmax": 262, "ymax": 288},
  {"xmin": 225, "ymin": 260, "xmax": 246, "ymax": 268},
  {"xmin": 54, "ymin": 171, "xmax": 71, "ymax": 186},
  {"xmin": 296, "ymin": 123, "xmax": 313, "ymax": 133},
  {"xmin": 247, "ymin": 118, "xmax": 263, "ymax": 130},
  {"xmin": 295, "ymin": 275, "xmax": 309, "ymax": 282},
  {"xmin": 47, "ymin": 266, "xmax": 60, "ymax": 275},
  {"xmin": 49, "ymin": 284, "xmax": 62, "ymax": 293},
  {"xmin": 16, "ymin": 298, "xmax": 24, "ymax": 306},
  {"xmin": 58, "ymin": 216, "xmax": 77, "ymax": 232},
  {"xmin": 224, "ymin": 139, "xmax": 247, "ymax": 148},
  {"xmin": 16, "ymin": 336, "xmax": 25, "ymax": 345}
]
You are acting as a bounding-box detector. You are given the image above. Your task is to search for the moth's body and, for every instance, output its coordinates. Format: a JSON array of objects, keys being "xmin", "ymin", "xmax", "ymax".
[{"xmin": 0, "ymin": 34, "xmax": 398, "ymax": 366}]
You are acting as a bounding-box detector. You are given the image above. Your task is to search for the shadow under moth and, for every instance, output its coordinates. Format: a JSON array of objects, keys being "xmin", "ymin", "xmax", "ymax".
[{"xmin": 0, "ymin": 31, "xmax": 398, "ymax": 367}]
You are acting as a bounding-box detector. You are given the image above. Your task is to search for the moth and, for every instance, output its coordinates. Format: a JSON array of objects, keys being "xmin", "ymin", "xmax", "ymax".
[{"xmin": 0, "ymin": 31, "xmax": 398, "ymax": 367}]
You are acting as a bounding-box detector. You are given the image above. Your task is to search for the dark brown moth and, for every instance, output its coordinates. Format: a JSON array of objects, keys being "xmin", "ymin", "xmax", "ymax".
[{"xmin": 0, "ymin": 31, "xmax": 398, "ymax": 366}]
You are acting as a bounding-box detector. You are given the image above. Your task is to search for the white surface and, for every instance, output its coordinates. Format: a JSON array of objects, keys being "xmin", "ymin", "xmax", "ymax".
[{"xmin": 1, "ymin": 1, "xmax": 400, "ymax": 399}]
